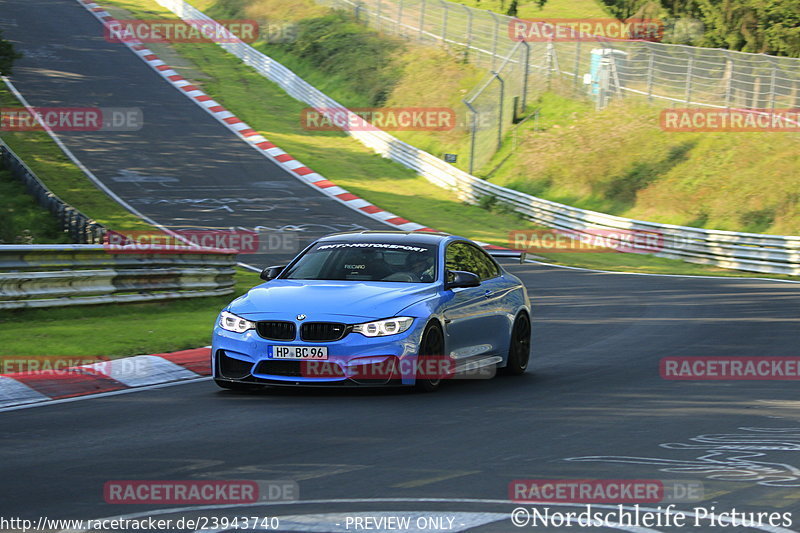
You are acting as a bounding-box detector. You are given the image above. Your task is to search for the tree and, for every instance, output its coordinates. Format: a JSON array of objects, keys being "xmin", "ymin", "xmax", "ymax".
[
  {"xmin": 507, "ymin": 0, "xmax": 520, "ymax": 16},
  {"xmin": 0, "ymin": 30, "xmax": 23, "ymax": 76}
]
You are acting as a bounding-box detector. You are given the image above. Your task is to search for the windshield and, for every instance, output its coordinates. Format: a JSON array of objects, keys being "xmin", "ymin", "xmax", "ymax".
[{"xmin": 282, "ymin": 241, "xmax": 438, "ymax": 283}]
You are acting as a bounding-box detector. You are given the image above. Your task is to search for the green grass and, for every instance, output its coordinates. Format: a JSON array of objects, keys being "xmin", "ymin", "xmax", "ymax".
[
  {"xmin": 0, "ymin": 268, "xmax": 263, "ymax": 358},
  {"xmin": 487, "ymin": 93, "xmax": 800, "ymax": 235},
  {"xmin": 0, "ymin": 86, "xmax": 151, "ymax": 233},
  {"xmin": 0, "ymin": 169, "xmax": 72, "ymax": 244}
]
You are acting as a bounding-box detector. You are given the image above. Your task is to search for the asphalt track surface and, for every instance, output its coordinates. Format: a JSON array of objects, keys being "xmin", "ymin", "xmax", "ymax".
[{"xmin": 2, "ymin": 0, "xmax": 800, "ymax": 531}]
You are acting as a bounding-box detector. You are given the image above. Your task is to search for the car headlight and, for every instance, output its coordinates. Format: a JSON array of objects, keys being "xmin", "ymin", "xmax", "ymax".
[
  {"xmin": 353, "ymin": 317, "xmax": 414, "ymax": 337},
  {"xmin": 219, "ymin": 311, "xmax": 255, "ymax": 333}
]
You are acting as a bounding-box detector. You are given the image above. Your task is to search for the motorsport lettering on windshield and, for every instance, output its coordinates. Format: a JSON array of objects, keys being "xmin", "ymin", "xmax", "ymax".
[{"xmin": 316, "ymin": 243, "xmax": 428, "ymax": 253}]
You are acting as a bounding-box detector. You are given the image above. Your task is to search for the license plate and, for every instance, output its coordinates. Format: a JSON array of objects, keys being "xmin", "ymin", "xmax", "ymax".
[{"xmin": 270, "ymin": 346, "xmax": 328, "ymax": 360}]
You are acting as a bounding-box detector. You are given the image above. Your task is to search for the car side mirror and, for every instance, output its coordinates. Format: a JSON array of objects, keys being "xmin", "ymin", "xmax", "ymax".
[
  {"xmin": 444, "ymin": 270, "xmax": 481, "ymax": 290},
  {"xmin": 260, "ymin": 265, "xmax": 286, "ymax": 281}
]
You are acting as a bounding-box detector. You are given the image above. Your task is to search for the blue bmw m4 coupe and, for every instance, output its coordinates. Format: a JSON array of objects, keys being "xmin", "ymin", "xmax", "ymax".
[{"xmin": 212, "ymin": 231, "xmax": 531, "ymax": 392}]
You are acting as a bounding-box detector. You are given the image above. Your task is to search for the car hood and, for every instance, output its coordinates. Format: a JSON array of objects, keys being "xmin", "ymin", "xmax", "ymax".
[{"xmin": 229, "ymin": 279, "xmax": 438, "ymax": 320}]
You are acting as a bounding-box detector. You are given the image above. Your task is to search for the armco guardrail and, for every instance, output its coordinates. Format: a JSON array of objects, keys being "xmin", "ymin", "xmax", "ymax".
[
  {"xmin": 0, "ymin": 139, "xmax": 106, "ymax": 244},
  {"xmin": 152, "ymin": 0, "xmax": 800, "ymax": 276},
  {"xmin": 0, "ymin": 245, "xmax": 237, "ymax": 309}
]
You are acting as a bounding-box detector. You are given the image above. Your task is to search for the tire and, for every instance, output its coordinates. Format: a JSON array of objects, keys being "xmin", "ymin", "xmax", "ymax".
[
  {"xmin": 214, "ymin": 379, "xmax": 259, "ymax": 391},
  {"xmin": 415, "ymin": 322, "xmax": 445, "ymax": 392},
  {"xmin": 502, "ymin": 312, "xmax": 531, "ymax": 376}
]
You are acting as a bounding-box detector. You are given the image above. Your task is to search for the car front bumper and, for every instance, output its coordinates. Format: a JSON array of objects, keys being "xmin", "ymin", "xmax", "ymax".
[{"xmin": 211, "ymin": 316, "xmax": 429, "ymax": 387}]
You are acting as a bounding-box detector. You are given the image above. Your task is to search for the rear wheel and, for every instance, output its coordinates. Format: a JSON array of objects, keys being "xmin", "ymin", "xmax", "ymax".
[
  {"xmin": 415, "ymin": 322, "xmax": 445, "ymax": 392},
  {"xmin": 502, "ymin": 313, "xmax": 531, "ymax": 375}
]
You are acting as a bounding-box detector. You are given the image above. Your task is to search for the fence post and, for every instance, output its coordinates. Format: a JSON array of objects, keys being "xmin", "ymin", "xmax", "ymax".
[
  {"xmin": 646, "ymin": 47, "xmax": 654, "ymax": 102},
  {"xmin": 545, "ymin": 39, "xmax": 554, "ymax": 90},
  {"xmin": 751, "ymin": 75, "xmax": 761, "ymax": 108},
  {"xmin": 440, "ymin": 0, "xmax": 448, "ymax": 46},
  {"xmin": 724, "ymin": 55, "xmax": 733, "ymax": 108},
  {"xmin": 489, "ymin": 11, "xmax": 500, "ymax": 70},
  {"xmin": 768, "ymin": 64, "xmax": 777, "ymax": 111},
  {"xmin": 495, "ymin": 72, "xmax": 505, "ymax": 152},
  {"xmin": 418, "ymin": 0, "xmax": 426, "ymax": 41},
  {"xmin": 572, "ymin": 40, "xmax": 581, "ymax": 95},
  {"xmin": 397, "ymin": 0, "xmax": 404, "ymax": 36},
  {"xmin": 685, "ymin": 57, "xmax": 693, "ymax": 105},
  {"xmin": 462, "ymin": 4, "xmax": 472, "ymax": 62},
  {"xmin": 463, "ymin": 99, "xmax": 478, "ymax": 175},
  {"xmin": 521, "ymin": 40, "xmax": 530, "ymax": 112},
  {"xmin": 375, "ymin": 0, "xmax": 382, "ymax": 31},
  {"xmin": 597, "ymin": 57, "xmax": 610, "ymax": 110}
]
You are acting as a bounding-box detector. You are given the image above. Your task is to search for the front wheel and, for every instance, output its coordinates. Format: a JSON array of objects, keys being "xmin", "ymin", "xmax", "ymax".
[
  {"xmin": 415, "ymin": 322, "xmax": 445, "ymax": 392},
  {"xmin": 502, "ymin": 313, "xmax": 531, "ymax": 375}
]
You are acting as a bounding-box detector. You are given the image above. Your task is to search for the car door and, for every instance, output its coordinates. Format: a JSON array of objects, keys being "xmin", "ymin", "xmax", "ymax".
[
  {"xmin": 441, "ymin": 241, "xmax": 495, "ymax": 361},
  {"xmin": 464, "ymin": 244, "xmax": 514, "ymax": 355}
]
